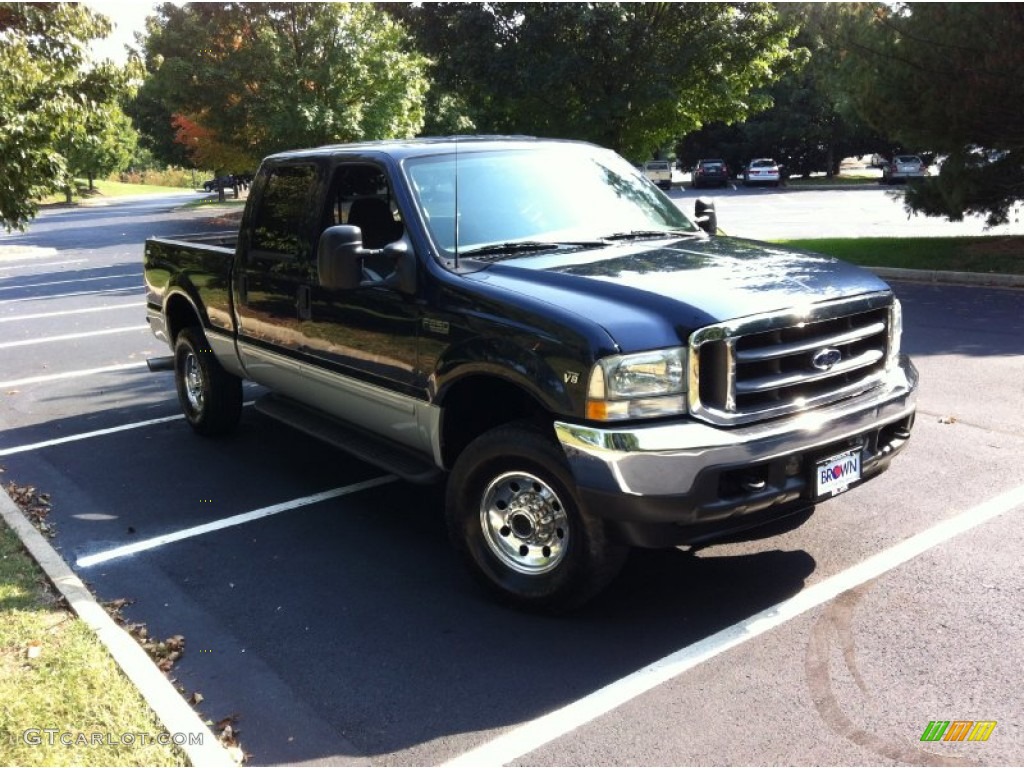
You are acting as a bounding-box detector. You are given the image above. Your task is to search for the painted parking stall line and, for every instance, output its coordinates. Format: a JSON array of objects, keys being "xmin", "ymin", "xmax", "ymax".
[
  {"xmin": 0, "ymin": 414, "xmax": 184, "ymax": 457},
  {"xmin": 75, "ymin": 476, "xmax": 399, "ymax": 568},
  {"xmin": 0, "ymin": 402, "xmax": 257, "ymax": 458},
  {"xmin": 0, "ymin": 272, "xmax": 143, "ymax": 291},
  {"xmin": 0, "ymin": 258, "xmax": 88, "ymax": 271},
  {"xmin": 0, "ymin": 303, "xmax": 144, "ymax": 323},
  {"xmin": 0, "ymin": 325, "xmax": 148, "ymax": 350},
  {"xmin": 0, "ymin": 362, "xmax": 147, "ymax": 389},
  {"xmin": 0, "ymin": 287, "xmax": 143, "ymax": 304},
  {"xmin": 443, "ymin": 483, "xmax": 1024, "ymax": 768}
]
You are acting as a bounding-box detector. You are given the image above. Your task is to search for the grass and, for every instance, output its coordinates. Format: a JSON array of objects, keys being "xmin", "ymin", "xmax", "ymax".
[
  {"xmin": 179, "ymin": 196, "xmax": 248, "ymax": 210},
  {"xmin": 0, "ymin": 518, "xmax": 186, "ymax": 767},
  {"xmin": 772, "ymin": 236, "xmax": 1024, "ymax": 275},
  {"xmin": 36, "ymin": 178, "xmax": 195, "ymax": 205}
]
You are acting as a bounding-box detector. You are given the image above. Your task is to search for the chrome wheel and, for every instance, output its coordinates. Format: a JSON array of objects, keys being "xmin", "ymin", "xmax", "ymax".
[
  {"xmin": 480, "ymin": 471, "xmax": 569, "ymax": 575},
  {"xmin": 183, "ymin": 351, "xmax": 204, "ymax": 413}
]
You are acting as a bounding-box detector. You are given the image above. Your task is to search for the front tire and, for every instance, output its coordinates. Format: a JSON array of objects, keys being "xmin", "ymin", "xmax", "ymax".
[
  {"xmin": 174, "ymin": 326, "xmax": 242, "ymax": 436},
  {"xmin": 446, "ymin": 423, "xmax": 627, "ymax": 613}
]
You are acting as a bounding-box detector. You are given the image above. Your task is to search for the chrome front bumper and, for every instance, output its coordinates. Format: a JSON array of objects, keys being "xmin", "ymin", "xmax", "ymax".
[{"xmin": 554, "ymin": 356, "xmax": 918, "ymax": 545}]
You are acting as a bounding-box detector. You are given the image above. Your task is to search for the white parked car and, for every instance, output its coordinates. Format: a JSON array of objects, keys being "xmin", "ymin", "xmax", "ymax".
[
  {"xmin": 743, "ymin": 158, "xmax": 781, "ymax": 187},
  {"xmin": 882, "ymin": 155, "xmax": 927, "ymax": 184},
  {"xmin": 643, "ymin": 160, "xmax": 673, "ymax": 190}
]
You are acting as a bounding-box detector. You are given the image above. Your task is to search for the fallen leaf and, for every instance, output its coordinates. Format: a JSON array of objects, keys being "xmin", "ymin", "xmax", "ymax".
[
  {"xmin": 191, "ymin": 691, "xmax": 204, "ymax": 705},
  {"xmin": 938, "ymin": 415, "xmax": 958, "ymax": 424}
]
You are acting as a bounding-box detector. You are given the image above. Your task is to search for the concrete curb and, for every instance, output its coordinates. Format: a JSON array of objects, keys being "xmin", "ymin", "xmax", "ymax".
[
  {"xmin": 0, "ymin": 488, "xmax": 236, "ymax": 768},
  {"xmin": 871, "ymin": 266, "xmax": 1024, "ymax": 289}
]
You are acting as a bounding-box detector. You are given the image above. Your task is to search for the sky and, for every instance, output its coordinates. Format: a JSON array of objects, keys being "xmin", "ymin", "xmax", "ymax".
[{"xmin": 82, "ymin": 0, "xmax": 162, "ymax": 64}]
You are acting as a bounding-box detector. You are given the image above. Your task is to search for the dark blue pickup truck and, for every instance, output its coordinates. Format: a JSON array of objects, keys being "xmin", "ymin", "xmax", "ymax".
[{"xmin": 144, "ymin": 137, "xmax": 918, "ymax": 611}]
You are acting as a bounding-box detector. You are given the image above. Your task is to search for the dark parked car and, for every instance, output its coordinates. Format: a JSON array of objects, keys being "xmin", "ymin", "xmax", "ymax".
[{"xmin": 692, "ymin": 159, "xmax": 730, "ymax": 189}]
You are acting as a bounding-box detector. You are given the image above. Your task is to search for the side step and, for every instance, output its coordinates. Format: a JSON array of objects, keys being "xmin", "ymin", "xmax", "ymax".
[{"xmin": 254, "ymin": 394, "xmax": 442, "ymax": 485}]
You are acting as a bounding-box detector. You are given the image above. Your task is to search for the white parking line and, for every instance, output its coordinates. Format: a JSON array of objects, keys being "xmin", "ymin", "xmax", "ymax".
[
  {"xmin": 0, "ymin": 325, "xmax": 148, "ymax": 350},
  {"xmin": 0, "ymin": 288, "xmax": 143, "ymax": 304},
  {"xmin": 0, "ymin": 402, "xmax": 256, "ymax": 457},
  {"xmin": 443, "ymin": 483, "xmax": 1024, "ymax": 767},
  {"xmin": 0, "ymin": 258, "xmax": 88, "ymax": 271},
  {"xmin": 0, "ymin": 303, "xmax": 143, "ymax": 323},
  {"xmin": 0, "ymin": 362, "xmax": 147, "ymax": 388},
  {"xmin": 75, "ymin": 476, "xmax": 398, "ymax": 568},
  {"xmin": 0, "ymin": 272, "xmax": 142, "ymax": 291},
  {"xmin": 0, "ymin": 414, "xmax": 184, "ymax": 457}
]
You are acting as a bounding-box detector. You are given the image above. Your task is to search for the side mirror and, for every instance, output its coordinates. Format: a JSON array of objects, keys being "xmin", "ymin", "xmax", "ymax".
[
  {"xmin": 694, "ymin": 197, "xmax": 717, "ymax": 236},
  {"xmin": 318, "ymin": 225, "xmax": 364, "ymax": 290}
]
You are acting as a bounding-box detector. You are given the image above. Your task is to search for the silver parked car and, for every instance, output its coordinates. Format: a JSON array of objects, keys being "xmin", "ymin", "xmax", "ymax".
[{"xmin": 882, "ymin": 155, "xmax": 927, "ymax": 184}]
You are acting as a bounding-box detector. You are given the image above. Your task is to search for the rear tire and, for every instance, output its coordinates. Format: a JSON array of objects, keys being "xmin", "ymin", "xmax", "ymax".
[
  {"xmin": 446, "ymin": 423, "xmax": 627, "ymax": 613},
  {"xmin": 173, "ymin": 326, "xmax": 242, "ymax": 436}
]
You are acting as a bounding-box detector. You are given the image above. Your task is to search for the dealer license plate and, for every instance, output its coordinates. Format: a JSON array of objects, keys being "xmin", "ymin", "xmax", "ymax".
[{"xmin": 815, "ymin": 448, "xmax": 862, "ymax": 497}]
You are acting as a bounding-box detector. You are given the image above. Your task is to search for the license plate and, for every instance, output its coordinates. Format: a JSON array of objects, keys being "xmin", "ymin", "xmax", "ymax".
[{"xmin": 815, "ymin": 448, "xmax": 862, "ymax": 497}]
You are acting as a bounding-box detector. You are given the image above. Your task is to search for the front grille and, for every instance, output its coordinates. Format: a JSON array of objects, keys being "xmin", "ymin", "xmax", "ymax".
[{"xmin": 689, "ymin": 294, "xmax": 893, "ymax": 426}]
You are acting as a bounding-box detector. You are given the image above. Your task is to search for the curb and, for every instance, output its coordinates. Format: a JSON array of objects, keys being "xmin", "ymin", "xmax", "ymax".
[
  {"xmin": 0, "ymin": 488, "xmax": 236, "ymax": 768},
  {"xmin": 870, "ymin": 267, "xmax": 1024, "ymax": 289}
]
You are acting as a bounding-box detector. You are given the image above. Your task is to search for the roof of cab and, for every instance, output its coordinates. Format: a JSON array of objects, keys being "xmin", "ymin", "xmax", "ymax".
[{"xmin": 263, "ymin": 135, "xmax": 598, "ymax": 163}]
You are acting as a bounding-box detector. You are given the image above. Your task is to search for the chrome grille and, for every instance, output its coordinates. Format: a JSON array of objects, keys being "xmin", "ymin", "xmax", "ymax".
[{"xmin": 688, "ymin": 294, "xmax": 893, "ymax": 425}]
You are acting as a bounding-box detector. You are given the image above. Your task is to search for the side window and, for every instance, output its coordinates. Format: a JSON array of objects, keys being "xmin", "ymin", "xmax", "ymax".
[
  {"xmin": 250, "ymin": 164, "xmax": 318, "ymax": 261},
  {"xmin": 324, "ymin": 164, "xmax": 404, "ymax": 251}
]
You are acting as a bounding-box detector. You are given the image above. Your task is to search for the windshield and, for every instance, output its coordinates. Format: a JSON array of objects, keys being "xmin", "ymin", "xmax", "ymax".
[{"xmin": 404, "ymin": 146, "xmax": 698, "ymax": 258}]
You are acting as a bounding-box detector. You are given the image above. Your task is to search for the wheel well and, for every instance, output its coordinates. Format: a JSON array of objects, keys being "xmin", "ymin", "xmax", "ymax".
[
  {"xmin": 440, "ymin": 376, "xmax": 550, "ymax": 469},
  {"xmin": 164, "ymin": 293, "xmax": 202, "ymax": 344}
]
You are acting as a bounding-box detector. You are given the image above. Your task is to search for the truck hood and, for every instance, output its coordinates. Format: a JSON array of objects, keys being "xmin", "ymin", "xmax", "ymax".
[{"xmin": 464, "ymin": 235, "xmax": 891, "ymax": 353}]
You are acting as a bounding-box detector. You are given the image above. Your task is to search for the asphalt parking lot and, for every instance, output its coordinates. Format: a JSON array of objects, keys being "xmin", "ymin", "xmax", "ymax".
[{"xmin": 1, "ymin": 190, "xmax": 1022, "ymax": 766}]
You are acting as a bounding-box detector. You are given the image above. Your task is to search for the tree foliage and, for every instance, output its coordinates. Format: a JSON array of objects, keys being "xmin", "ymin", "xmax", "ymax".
[
  {"xmin": 678, "ymin": 4, "xmax": 890, "ymax": 177},
  {"xmin": 135, "ymin": 2, "xmax": 429, "ymax": 172},
  {"xmin": 393, "ymin": 2, "xmax": 800, "ymax": 161},
  {"xmin": 0, "ymin": 3, "xmax": 133, "ymax": 229},
  {"xmin": 842, "ymin": 3, "xmax": 1024, "ymax": 225}
]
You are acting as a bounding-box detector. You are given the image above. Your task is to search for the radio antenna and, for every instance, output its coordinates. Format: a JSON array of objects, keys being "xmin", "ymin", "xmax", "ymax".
[{"xmin": 453, "ymin": 134, "xmax": 460, "ymax": 269}]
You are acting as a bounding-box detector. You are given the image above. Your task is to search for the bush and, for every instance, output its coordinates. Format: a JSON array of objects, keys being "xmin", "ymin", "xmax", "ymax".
[{"xmin": 113, "ymin": 167, "xmax": 212, "ymax": 189}]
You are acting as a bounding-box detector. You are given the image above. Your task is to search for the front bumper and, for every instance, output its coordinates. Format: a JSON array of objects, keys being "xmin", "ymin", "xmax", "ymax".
[{"xmin": 554, "ymin": 355, "xmax": 918, "ymax": 547}]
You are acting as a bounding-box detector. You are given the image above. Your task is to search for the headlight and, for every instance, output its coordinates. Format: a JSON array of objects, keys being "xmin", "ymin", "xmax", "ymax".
[
  {"xmin": 887, "ymin": 299, "xmax": 903, "ymax": 370},
  {"xmin": 586, "ymin": 348, "xmax": 687, "ymax": 420}
]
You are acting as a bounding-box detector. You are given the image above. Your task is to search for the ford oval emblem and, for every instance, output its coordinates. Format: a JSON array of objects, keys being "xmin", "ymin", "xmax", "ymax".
[{"xmin": 811, "ymin": 347, "xmax": 843, "ymax": 371}]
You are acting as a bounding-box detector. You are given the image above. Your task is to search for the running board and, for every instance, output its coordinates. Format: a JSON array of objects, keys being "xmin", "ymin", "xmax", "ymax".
[{"xmin": 253, "ymin": 394, "xmax": 442, "ymax": 484}]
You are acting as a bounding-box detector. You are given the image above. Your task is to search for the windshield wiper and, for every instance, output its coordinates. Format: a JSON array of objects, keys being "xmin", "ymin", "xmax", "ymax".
[
  {"xmin": 460, "ymin": 240, "xmax": 605, "ymax": 261},
  {"xmin": 602, "ymin": 229, "xmax": 700, "ymax": 241}
]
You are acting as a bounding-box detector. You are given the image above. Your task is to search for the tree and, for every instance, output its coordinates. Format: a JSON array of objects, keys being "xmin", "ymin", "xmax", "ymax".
[
  {"xmin": 677, "ymin": 4, "xmax": 891, "ymax": 177},
  {"xmin": 393, "ymin": 2, "xmax": 800, "ymax": 161},
  {"xmin": 134, "ymin": 3, "xmax": 429, "ymax": 172},
  {"xmin": 61, "ymin": 95, "xmax": 138, "ymax": 198},
  {"xmin": 0, "ymin": 3, "xmax": 131, "ymax": 230},
  {"xmin": 842, "ymin": 3, "xmax": 1024, "ymax": 225}
]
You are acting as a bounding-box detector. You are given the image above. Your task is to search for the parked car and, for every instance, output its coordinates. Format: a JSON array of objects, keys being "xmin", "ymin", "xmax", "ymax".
[
  {"xmin": 201, "ymin": 176, "xmax": 236, "ymax": 192},
  {"xmin": 882, "ymin": 155, "xmax": 927, "ymax": 184},
  {"xmin": 743, "ymin": 158, "xmax": 781, "ymax": 187},
  {"xmin": 643, "ymin": 160, "xmax": 673, "ymax": 190},
  {"xmin": 692, "ymin": 159, "xmax": 730, "ymax": 189}
]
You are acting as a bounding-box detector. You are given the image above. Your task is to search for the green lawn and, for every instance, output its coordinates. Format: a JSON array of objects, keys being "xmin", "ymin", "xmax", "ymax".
[
  {"xmin": 37, "ymin": 178, "xmax": 196, "ymax": 205},
  {"xmin": 0, "ymin": 516, "xmax": 185, "ymax": 766},
  {"xmin": 772, "ymin": 236, "xmax": 1024, "ymax": 275}
]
